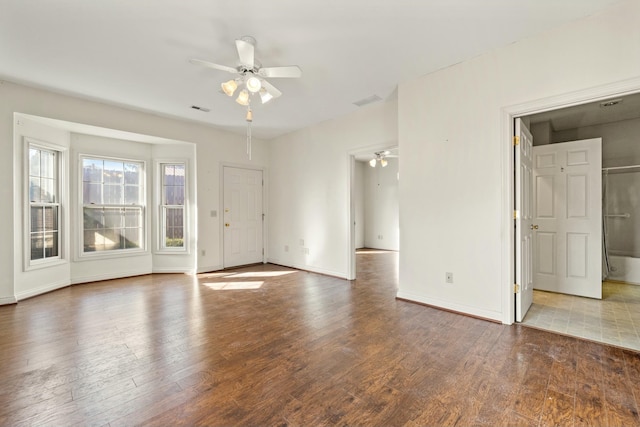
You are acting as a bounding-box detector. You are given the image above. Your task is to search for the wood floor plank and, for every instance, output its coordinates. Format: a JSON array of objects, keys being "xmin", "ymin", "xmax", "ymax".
[{"xmin": 1, "ymin": 250, "xmax": 640, "ymax": 426}]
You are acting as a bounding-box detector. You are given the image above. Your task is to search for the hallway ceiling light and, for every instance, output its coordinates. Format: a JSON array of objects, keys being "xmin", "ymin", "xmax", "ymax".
[{"xmin": 369, "ymin": 151, "xmax": 391, "ymax": 167}]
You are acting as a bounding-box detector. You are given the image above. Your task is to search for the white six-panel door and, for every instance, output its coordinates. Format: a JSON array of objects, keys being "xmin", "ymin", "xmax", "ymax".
[
  {"xmin": 515, "ymin": 118, "xmax": 534, "ymax": 322},
  {"xmin": 532, "ymin": 138, "xmax": 602, "ymax": 299},
  {"xmin": 223, "ymin": 166, "xmax": 264, "ymax": 268}
]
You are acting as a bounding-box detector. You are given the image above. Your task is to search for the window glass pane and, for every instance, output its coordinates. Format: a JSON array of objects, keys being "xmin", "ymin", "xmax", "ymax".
[
  {"xmin": 166, "ymin": 230, "xmax": 183, "ymax": 247},
  {"xmin": 175, "ymin": 207, "xmax": 184, "ymax": 227},
  {"xmin": 29, "ymin": 149, "xmax": 40, "ymax": 177},
  {"xmin": 164, "ymin": 165, "xmax": 175, "ymax": 186},
  {"xmin": 30, "ymin": 177, "xmax": 41, "ymax": 203},
  {"xmin": 31, "ymin": 235, "xmax": 44, "ymax": 260},
  {"xmin": 83, "ymin": 158, "xmax": 103, "ymax": 183},
  {"xmin": 175, "ymin": 186, "xmax": 185, "ymax": 205},
  {"xmin": 83, "ymin": 182, "xmax": 102, "ymax": 204},
  {"xmin": 104, "ymin": 161, "xmax": 124, "ymax": 184},
  {"xmin": 41, "ymin": 151, "xmax": 55, "ymax": 179},
  {"xmin": 84, "ymin": 208, "xmax": 104, "ymax": 230},
  {"xmin": 103, "ymin": 184, "xmax": 123, "ymax": 204},
  {"xmin": 124, "ymin": 208, "xmax": 140, "ymax": 228},
  {"xmin": 174, "ymin": 165, "xmax": 185, "ymax": 186},
  {"xmin": 44, "ymin": 206, "xmax": 58, "ymax": 232},
  {"xmin": 166, "ymin": 207, "xmax": 175, "ymax": 227},
  {"xmin": 102, "ymin": 228, "xmax": 122, "ymax": 251},
  {"xmin": 125, "ymin": 228, "xmax": 140, "ymax": 249},
  {"xmin": 124, "ymin": 185, "xmax": 139, "ymax": 205},
  {"xmin": 84, "ymin": 229, "xmax": 100, "ymax": 252},
  {"xmin": 41, "ymin": 178, "xmax": 55, "ymax": 203},
  {"xmin": 103, "ymin": 208, "xmax": 123, "ymax": 228},
  {"xmin": 124, "ymin": 163, "xmax": 140, "ymax": 185},
  {"xmin": 44, "ymin": 231, "xmax": 58, "ymax": 257},
  {"xmin": 31, "ymin": 206, "xmax": 43, "ymax": 232},
  {"xmin": 165, "ymin": 186, "xmax": 175, "ymax": 205}
]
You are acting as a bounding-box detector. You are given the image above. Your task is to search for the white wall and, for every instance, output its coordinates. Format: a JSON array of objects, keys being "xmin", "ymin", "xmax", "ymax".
[
  {"xmin": 1, "ymin": 81, "xmax": 267, "ymax": 303},
  {"xmin": 363, "ymin": 157, "xmax": 399, "ymax": 250},
  {"xmin": 397, "ymin": 0, "xmax": 640, "ymax": 322},
  {"xmin": 267, "ymin": 99, "xmax": 398, "ymax": 277},
  {"xmin": 552, "ymin": 116, "xmax": 640, "ymax": 168}
]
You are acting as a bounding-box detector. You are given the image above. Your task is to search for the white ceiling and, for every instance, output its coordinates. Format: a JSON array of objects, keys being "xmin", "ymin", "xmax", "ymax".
[
  {"xmin": 0, "ymin": 0, "xmax": 623, "ymax": 140},
  {"xmin": 528, "ymin": 92, "xmax": 640, "ymax": 131}
]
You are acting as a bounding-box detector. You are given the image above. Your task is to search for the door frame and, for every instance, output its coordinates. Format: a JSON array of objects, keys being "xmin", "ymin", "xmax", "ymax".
[
  {"xmin": 347, "ymin": 143, "xmax": 398, "ymax": 280},
  {"xmin": 502, "ymin": 77, "xmax": 640, "ymax": 325},
  {"xmin": 219, "ymin": 162, "xmax": 267, "ymax": 268}
]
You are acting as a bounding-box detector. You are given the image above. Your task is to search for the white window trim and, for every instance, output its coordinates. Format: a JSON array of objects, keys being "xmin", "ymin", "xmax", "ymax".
[
  {"xmin": 77, "ymin": 153, "xmax": 148, "ymax": 260},
  {"xmin": 155, "ymin": 159, "xmax": 189, "ymax": 254},
  {"xmin": 23, "ymin": 137, "xmax": 68, "ymax": 272}
]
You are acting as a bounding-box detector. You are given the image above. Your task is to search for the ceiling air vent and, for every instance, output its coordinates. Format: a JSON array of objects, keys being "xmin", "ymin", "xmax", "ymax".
[
  {"xmin": 191, "ymin": 105, "xmax": 210, "ymax": 112},
  {"xmin": 353, "ymin": 95, "xmax": 382, "ymax": 107},
  {"xmin": 599, "ymin": 99, "xmax": 622, "ymax": 108}
]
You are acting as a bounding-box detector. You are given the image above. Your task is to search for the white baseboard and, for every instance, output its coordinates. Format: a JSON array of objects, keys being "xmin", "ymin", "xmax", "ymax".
[
  {"xmin": 396, "ymin": 291, "xmax": 502, "ymax": 323},
  {"xmin": 0, "ymin": 296, "xmax": 17, "ymax": 305},
  {"xmin": 71, "ymin": 269, "xmax": 151, "ymax": 285},
  {"xmin": 266, "ymin": 258, "xmax": 347, "ymax": 279},
  {"xmin": 196, "ymin": 265, "xmax": 223, "ymax": 274},
  {"xmin": 152, "ymin": 268, "xmax": 195, "ymax": 274},
  {"xmin": 15, "ymin": 279, "xmax": 70, "ymax": 301}
]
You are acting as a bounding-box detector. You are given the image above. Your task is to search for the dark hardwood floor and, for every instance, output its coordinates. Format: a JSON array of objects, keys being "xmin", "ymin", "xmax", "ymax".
[{"xmin": 1, "ymin": 250, "xmax": 639, "ymax": 426}]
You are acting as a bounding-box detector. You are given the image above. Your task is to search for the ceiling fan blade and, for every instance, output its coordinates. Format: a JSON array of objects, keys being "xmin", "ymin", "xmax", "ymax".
[
  {"xmin": 189, "ymin": 58, "xmax": 238, "ymax": 74},
  {"xmin": 235, "ymin": 38, "xmax": 255, "ymax": 69},
  {"xmin": 258, "ymin": 66, "xmax": 302, "ymax": 78},
  {"xmin": 262, "ymin": 80, "xmax": 282, "ymax": 98}
]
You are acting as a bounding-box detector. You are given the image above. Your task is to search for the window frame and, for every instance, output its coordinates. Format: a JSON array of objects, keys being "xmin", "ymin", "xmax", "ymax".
[
  {"xmin": 23, "ymin": 138, "xmax": 67, "ymax": 271},
  {"xmin": 156, "ymin": 160, "xmax": 189, "ymax": 253},
  {"xmin": 78, "ymin": 154, "xmax": 147, "ymax": 259}
]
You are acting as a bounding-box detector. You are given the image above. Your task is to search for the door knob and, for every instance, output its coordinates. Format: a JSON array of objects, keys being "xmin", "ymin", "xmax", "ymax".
[
  {"xmin": 225, "ymin": 223, "xmax": 230, "ymax": 227},
  {"xmin": 530, "ymin": 224, "xmax": 538, "ymax": 230}
]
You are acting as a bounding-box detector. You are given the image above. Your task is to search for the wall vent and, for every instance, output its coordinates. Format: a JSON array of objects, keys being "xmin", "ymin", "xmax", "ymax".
[
  {"xmin": 353, "ymin": 95, "xmax": 382, "ymax": 107},
  {"xmin": 191, "ymin": 105, "xmax": 210, "ymax": 112}
]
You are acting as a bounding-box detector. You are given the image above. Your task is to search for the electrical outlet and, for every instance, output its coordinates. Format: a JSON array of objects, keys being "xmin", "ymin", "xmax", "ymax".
[
  {"xmin": 299, "ymin": 239, "xmax": 305, "ymax": 246},
  {"xmin": 201, "ymin": 249, "xmax": 206, "ymax": 256},
  {"xmin": 446, "ymin": 272, "xmax": 453, "ymax": 283},
  {"xmin": 284, "ymin": 245, "xmax": 289, "ymax": 252}
]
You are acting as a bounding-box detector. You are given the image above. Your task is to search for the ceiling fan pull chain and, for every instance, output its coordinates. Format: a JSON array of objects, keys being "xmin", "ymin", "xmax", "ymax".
[{"xmin": 246, "ymin": 108, "xmax": 253, "ymax": 160}]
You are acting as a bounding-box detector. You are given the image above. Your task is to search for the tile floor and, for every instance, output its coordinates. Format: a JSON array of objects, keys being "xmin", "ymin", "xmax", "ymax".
[{"xmin": 522, "ymin": 281, "xmax": 640, "ymax": 352}]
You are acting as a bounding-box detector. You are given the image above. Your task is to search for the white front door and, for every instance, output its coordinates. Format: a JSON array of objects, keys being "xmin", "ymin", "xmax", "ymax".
[
  {"xmin": 223, "ymin": 166, "xmax": 264, "ymax": 268},
  {"xmin": 532, "ymin": 138, "xmax": 602, "ymax": 299},
  {"xmin": 515, "ymin": 118, "xmax": 534, "ymax": 322}
]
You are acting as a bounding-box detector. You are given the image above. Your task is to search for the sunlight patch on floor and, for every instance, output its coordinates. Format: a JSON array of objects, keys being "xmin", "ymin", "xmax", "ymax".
[
  {"xmin": 229, "ymin": 271, "xmax": 296, "ymax": 278},
  {"xmin": 204, "ymin": 281, "xmax": 264, "ymax": 290}
]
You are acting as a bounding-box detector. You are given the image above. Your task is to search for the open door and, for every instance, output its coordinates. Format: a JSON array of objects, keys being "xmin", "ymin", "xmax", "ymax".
[
  {"xmin": 515, "ymin": 118, "xmax": 534, "ymax": 322},
  {"xmin": 532, "ymin": 138, "xmax": 602, "ymax": 298}
]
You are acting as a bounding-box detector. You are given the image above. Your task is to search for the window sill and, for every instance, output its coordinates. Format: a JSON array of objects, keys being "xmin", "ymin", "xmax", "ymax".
[
  {"xmin": 77, "ymin": 249, "xmax": 148, "ymax": 262},
  {"xmin": 24, "ymin": 258, "xmax": 68, "ymax": 272}
]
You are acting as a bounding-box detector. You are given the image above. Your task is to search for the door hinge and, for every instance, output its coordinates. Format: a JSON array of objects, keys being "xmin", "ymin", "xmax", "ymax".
[
  {"xmin": 262, "ymin": 213, "xmax": 265, "ymax": 221},
  {"xmin": 513, "ymin": 136, "xmax": 520, "ymax": 146},
  {"xmin": 513, "ymin": 210, "xmax": 518, "ymax": 219},
  {"xmin": 514, "ymin": 283, "xmax": 520, "ymax": 294}
]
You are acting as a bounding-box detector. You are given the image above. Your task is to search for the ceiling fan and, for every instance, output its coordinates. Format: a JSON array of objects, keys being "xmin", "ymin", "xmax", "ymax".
[
  {"xmin": 189, "ymin": 36, "xmax": 302, "ymax": 106},
  {"xmin": 369, "ymin": 150, "xmax": 398, "ymax": 167}
]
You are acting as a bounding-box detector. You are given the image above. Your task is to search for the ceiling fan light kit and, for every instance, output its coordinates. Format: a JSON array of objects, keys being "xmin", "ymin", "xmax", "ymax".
[
  {"xmin": 370, "ymin": 151, "xmax": 391, "ymax": 167},
  {"xmin": 221, "ymin": 79, "xmax": 238, "ymax": 96},
  {"xmin": 190, "ymin": 35, "xmax": 302, "ymax": 159}
]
